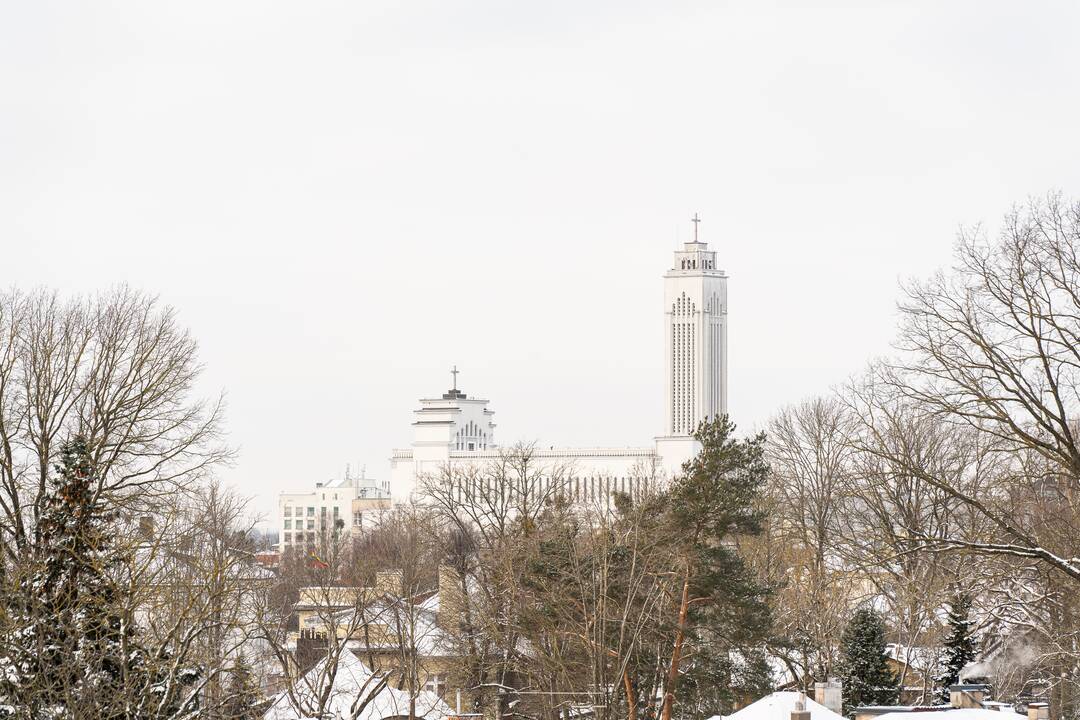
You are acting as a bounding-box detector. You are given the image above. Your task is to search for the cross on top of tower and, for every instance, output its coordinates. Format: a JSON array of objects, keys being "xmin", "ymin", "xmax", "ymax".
[
  {"xmin": 443, "ymin": 365, "xmax": 467, "ymax": 400},
  {"xmin": 691, "ymin": 212, "xmax": 701, "ymax": 243}
]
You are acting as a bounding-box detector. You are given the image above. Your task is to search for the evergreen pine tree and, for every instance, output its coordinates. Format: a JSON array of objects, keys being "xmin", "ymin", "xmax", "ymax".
[
  {"xmin": 935, "ymin": 589, "xmax": 977, "ymax": 703},
  {"xmin": 222, "ymin": 653, "xmax": 265, "ymax": 719},
  {"xmin": 839, "ymin": 608, "xmax": 899, "ymax": 715},
  {"xmin": 659, "ymin": 417, "xmax": 774, "ymax": 720},
  {"xmin": 0, "ymin": 437, "xmax": 173, "ymax": 719}
]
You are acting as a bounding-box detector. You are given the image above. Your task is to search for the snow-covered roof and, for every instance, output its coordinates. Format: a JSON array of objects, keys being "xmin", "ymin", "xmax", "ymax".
[
  {"xmin": 877, "ymin": 710, "xmax": 1021, "ymax": 720},
  {"xmin": 712, "ymin": 692, "xmax": 845, "ymax": 720},
  {"xmin": 885, "ymin": 644, "xmax": 942, "ymax": 672},
  {"xmin": 263, "ymin": 650, "xmax": 452, "ymax": 720}
]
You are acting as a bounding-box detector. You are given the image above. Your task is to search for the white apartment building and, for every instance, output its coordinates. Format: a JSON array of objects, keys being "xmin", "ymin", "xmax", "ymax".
[{"xmin": 279, "ymin": 468, "xmax": 391, "ymax": 550}]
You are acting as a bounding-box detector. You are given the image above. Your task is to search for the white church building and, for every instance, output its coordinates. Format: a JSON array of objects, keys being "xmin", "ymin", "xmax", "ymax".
[{"xmin": 389, "ymin": 224, "xmax": 728, "ymax": 504}]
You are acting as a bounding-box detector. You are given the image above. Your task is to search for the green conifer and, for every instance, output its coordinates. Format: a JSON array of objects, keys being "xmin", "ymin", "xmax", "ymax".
[
  {"xmin": 839, "ymin": 607, "xmax": 900, "ymax": 715},
  {"xmin": 0, "ymin": 437, "xmax": 198, "ymax": 719},
  {"xmin": 935, "ymin": 589, "xmax": 977, "ymax": 703},
  {"xmin": 660, "ymin": 417, "xmax": 774, "ymax": 718},
  {"xmin": 222, "ymin": 653, "xmax": 265, "ymax": 719}
]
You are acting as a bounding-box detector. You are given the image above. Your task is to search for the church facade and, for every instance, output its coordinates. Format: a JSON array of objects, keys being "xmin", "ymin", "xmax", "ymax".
[{"xmin": 389, "ymin": 228, "xmax": 728, "ymax": 503}]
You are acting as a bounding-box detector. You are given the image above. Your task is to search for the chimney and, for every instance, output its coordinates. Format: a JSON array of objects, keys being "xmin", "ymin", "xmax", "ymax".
[
  {"xmin": 1027, "ymin": 703, "xmax": 1049, "ymax": 720},
  {"xmin": 438, "ymin": 565, "xmax": 466, "ymax": 629},
  {"xmin": 791, "ymin": 693, "xmax": 810, "ymax": 720},
  {"xmin": 376, "ymin": 569, "xmax": 403, "ymax": 597},
  {"xmin": 815, "ymin": 678, "xmax": 843, "ymax": 715},
  {"xmin": 950, "ymin": 685, "xmax": 990, "ymax": 709}
]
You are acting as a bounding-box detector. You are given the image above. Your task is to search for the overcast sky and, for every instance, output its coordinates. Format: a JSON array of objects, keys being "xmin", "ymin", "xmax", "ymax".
[{"xmin": 3, "ymin": 0, "xmax": 1080, "ymax": 522}]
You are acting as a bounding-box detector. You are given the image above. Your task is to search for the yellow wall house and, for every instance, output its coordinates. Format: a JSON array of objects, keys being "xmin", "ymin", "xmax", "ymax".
[{"xmin": 291, "ymin": 567, "xmax": 468, "ymax": 713}]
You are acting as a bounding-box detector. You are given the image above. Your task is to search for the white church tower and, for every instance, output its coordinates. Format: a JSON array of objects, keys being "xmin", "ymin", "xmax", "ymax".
[
  {"xmin": 387, "ymin": 216, "xmax": 731, "ymax": 502},
  {"xmin": 655, "ymin": 214, "xmax": 728, "ymax": 472},
  {"xmin": 388, "ymin": 367, "xmax": 498, "ymax": 500}
]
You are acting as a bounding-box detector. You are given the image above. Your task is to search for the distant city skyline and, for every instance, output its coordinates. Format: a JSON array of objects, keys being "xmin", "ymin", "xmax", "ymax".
[{"xmin": 3, "ymin": 1, "xmax": 1080, "ymax": 521}]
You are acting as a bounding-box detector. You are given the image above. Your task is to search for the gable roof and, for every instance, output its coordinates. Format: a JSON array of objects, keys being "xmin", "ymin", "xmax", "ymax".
[
  {"xmin": 712, "ymin": 692, "xmax": 846, "ymax": 720},
  {"xmin": 263, "ymin": 650, "xmax": 452, "ymax": 720}
]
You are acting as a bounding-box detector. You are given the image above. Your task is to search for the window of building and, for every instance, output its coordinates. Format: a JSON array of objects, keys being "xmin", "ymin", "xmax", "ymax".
[
  {"xmin": 283, "ymin": 532, "xmax": 290, "ymax": 544},
  {"xmin": 307, "ymin": 507, "xmax": 315, "ymax": 516},
  {"xmin": 284, "ymin": 519, "xmax": 292, "ymax": 530},
  {"xmin": 307, "ymin": 519, "xmax": 315, "ymax": 530},
  {"xmin": 468, "ymin": 442, "xmax": 475, "ymax": 451},
  {"xmin": 353, "ymin": 511, "xmax": 363, "ymax": 527},
  {"xmin": 423, "ymin": 674, "xmax": 448, "ymax": 698},
  {"xmin": 284, "ymin": 506, "xmax": 292, "ymax": 517},
  {"xmin": 333, "ymin": 506, "xmax": 339, "ymax": 517}
]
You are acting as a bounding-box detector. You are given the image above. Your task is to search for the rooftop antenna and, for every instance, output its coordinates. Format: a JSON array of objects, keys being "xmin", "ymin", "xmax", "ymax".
[{"xmin": 691, "ymin": 212, "xmax": 701, "ymax": 243}]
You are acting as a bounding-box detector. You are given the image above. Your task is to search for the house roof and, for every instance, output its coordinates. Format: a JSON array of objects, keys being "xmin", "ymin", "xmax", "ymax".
[
  {"xmin": 711, "ymin": 692, "xmax": 846, "ymax": 720},
  {"xmin": 886, "ymin": 644, "xmax": 942, "ymax": 672},
  {"xmin": 263, "ymin": 649, "xmax": 452, "ymax": 720},
  {"xmin": 877, "ymin": 710, "xmax": 1021, "ymax": 720}
]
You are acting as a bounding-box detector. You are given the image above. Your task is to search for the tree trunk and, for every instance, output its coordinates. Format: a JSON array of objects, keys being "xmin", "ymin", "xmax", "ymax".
[
  {"xmin": 624, "ymin": 668, "xmax": 637, "ymax": 720},
  {"xmin": 661, "ymin": 566, "xmax": 692, "ymax": 720}
]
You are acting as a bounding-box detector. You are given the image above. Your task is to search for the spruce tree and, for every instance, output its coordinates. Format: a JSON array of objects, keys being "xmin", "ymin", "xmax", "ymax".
[
  {"xmin": 935, "ymin": 589, "xmax": 977, "ymax": 703},
  {"xmin": 839, "ymin": 608, "xmax": 899, "ymax": 715},
  {"xmin": 0, "ymin": 437, "xmax": 182, "ymax": 719},
  {"xmin": 222, "ymin": 653, "xmax": 265, "ymax": 719}
]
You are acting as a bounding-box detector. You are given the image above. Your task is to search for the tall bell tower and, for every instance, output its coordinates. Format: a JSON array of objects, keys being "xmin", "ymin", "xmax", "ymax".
[{"xmin": 663, "ymin": 214, "xmax": 728, "ymax": 436}]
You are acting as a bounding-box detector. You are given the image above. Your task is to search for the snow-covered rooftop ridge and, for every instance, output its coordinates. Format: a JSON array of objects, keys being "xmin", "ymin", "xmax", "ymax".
[
  {"xmin": 263, "ymin": 649, "xmax": 452, "ymax": 720},
  {"xmin": 712, "ymin": 692, "xmax": 845, "ymax": 720},
  {"xmin": 876, "ymin": 710, "xmax": 1022, "ymax": 720}
]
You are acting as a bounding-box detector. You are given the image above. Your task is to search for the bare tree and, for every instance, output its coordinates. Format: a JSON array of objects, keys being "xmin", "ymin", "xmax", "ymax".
[
  {"xmin": 355, "ymin": 505, "xmax": 448, "ymax": 720},
  {"xmin": 0, "ymin": 286, "xmax": 230, "ymax": 559},
  {"xmin": 418, "ymin": 443, "xmax": 573, "ymax": 719},
  {"xmin": 0, "ymin": 288, "xmax": 237, "ymax": 719},
  {"xmin": 516, "ymin": 489, "xmax": 678, "ymax": 720},
  {"xmin": 756, "ymin": 397, "xmax": 858, "ymax": 690},
  {"xmin": 839, "ymin": 391, "xmax": 999, "ymax": 701},
  {"xmin": 882, "ymin": 194, "xmax": 1080, "ymax": 580},
  {"xmin": 125, "ymin": 481, "xmax": 272, "ymax": 718},
  {"xmin": 255, "ymin": 528, "xmax": 391, "ymax": 720}
]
